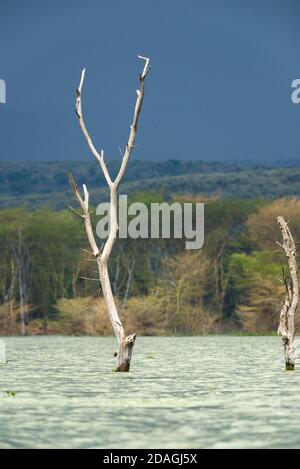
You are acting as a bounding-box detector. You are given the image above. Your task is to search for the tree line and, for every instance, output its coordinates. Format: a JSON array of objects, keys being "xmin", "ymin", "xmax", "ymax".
[
  {"xmin": 1, "ymin": 160, "xmax": 300, "ymax": 210},
  {"xmin": 0, "ymin": 194, "xmax": 298, "ymax": 336}
]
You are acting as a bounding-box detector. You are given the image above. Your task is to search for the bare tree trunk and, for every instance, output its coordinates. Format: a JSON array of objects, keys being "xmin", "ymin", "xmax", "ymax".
[
  {"xmin": 13, "ymin": 229, "xmax": 29, "ymax": 336},
  {"xmin": 19, "ymin": 270, "xmax": 26, "ymax": 336},
  {"xmin": 277, "ymin": 216, "xmax": 298, "ymax": 370},
  {"xmin": 43, "ymin": 309, "xmax": 49, "ymax": 335},
  {"xmin": 71, "ymin": 261, "xmax": 81, "ymax": 298},
  {"xmin": 3, "ymin": 257, "xmax": 17, "ymax": 333},
  {"xmin": 123, "ymin": 257, "xmax": 135, "ymax": 303},
  {"xmin": 69, "ymin": 56, "xmax": 150, "ymax": 371},
  {"xmin": 99, "ymin": 260, "xmax": 135, "ymax": 370}
]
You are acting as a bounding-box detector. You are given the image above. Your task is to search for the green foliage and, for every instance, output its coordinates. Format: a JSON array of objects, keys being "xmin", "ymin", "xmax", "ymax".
[
  {"xmin": 228, "ymin": 251, "xmax": 287, "ymax": 333},
  {"xmin": 0, "ymin": 193, "xmax": 299, "ymax": 335},
  {"xmin": 229, "ymin": 251, "xmax": 281, "ymax": 287}
]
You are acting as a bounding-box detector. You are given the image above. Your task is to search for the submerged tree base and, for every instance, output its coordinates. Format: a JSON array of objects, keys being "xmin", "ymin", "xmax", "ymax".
[
  {"xmin": 286, "ymin": 363, "xmax": 295, "ymax": 371},
  {"xmin": 116, "ymin": 334, "xmax": 136, "ymax": 372}
]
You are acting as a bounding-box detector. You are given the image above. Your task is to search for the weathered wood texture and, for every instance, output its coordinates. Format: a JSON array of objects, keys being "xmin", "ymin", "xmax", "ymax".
[{"xmin": 277, "ymin": 216, "xmax": 299, "ymax": 370}]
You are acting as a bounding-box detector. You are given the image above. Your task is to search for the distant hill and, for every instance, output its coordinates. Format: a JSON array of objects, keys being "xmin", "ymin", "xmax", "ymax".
[{"xmin": 0, "ymin": 160, "xmax": 299, "ymax": 209}]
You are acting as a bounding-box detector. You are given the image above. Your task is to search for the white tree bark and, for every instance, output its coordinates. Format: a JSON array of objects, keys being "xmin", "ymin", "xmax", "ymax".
[
  {"xmin": 69, "ymin": 56, "xmax": 150, "ymax": 371},
  {"xmin": 277, "ymin": 216, "xmax": 299, "ymax": 370}
]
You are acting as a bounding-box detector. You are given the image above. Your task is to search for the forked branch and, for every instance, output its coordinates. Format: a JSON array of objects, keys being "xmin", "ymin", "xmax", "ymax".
[
  {"xmin": 68, "ymin": 173, "xmax": 100, "ymax": 258},
  {"xmin": 75, "ymin": 55, "xmax": 150, "ymax": 192}
]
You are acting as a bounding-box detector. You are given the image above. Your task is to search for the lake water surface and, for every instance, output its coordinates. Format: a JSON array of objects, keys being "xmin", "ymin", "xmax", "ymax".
[{"xmin": 1, "ymin": 336, "xmax": 300, "ymax": 448}]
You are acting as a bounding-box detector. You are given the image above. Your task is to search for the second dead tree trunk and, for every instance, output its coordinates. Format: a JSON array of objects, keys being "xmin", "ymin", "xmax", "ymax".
[
  {"xmin": 69, "ymin": 56, "xmax": 150, "ymax": 371},
  {"xmin": 277, "ymin": 216, "xmax": 299, "ymax": 370},
  {"xmin": 18, "ymin": 228, "xmax": 29, "ymax": 336},
  {"xmin": 12, "ymin": 228, "xmax": 30, "ymax": 336}
]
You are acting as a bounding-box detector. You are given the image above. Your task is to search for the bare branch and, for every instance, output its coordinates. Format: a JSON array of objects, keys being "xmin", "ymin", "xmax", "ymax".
[
  {"xmin": 76, "ymin": 69, "xmax": 112, "ymax": 186},
  {"xmin": 68, "ymin": 205, "xmax": 84, "ymax": 219},
  {"xmin": 68, "ymin": 173, "xmax": 85, "ymax": 211},
  {"xmin": 80, "ymin": 184, "xmax": 101, "ymax": 258},
  {"xmin": 118, "ymin": 146, "xmax": 124, "ymax": 158},
  {"xmin": 80, "ymin": 248, "xmax": 93, "ymax": 255},
  {"xmin": 137, "ymin": 55, "xmax": 150, "ymax": 78},
  {"xmin": 276, "ymin": 241, "xmax": 284, "ymax": 250},
  {"xmin": 114, "ymin": 55, "xmax": 150, "ymax": 190},
  {"xmin": 83, "ymin": 184, "xmax": 89, "ymax": 210},
  {"xmin": 69, "ymin": 174, "xmax": 100, "ymax": 258},
  {"xmin": 81, "ymin": 276, "xmax": 100, "ymax": 282}
]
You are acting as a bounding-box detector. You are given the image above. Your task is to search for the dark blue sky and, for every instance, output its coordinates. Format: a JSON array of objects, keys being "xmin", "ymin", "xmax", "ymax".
[{"xmin": 0, "ymin": 0, "xmax": 299, "ymax": 163}]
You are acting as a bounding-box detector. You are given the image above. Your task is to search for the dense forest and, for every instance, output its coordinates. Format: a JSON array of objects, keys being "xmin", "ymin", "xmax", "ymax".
[
  {"xmin": 0, "ymin": 189, "xmax": 299, "ymax": 336},
  {"xmin": 1, "ymin": 160, "xmax": 300, "ymax": 208}
]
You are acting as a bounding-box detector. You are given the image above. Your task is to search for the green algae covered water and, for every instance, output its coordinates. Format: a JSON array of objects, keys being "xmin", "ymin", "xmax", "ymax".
[{"xmin": 0, "ymin": 336, "xmax": 300, "ymax": 448}]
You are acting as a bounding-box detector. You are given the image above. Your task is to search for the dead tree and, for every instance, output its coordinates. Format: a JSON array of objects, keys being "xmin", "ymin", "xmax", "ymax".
[
  {"xmin": 17, "ymin": 228, "xmax": 29, "ymax": 336},
  {"xmin": 277, "ymin": 216, "xmax": 299, "ymax": 370},
  {"xmin": 11, "ymin": 228, "xmax": 30, "ymax": 336},
  {"xmin": 69, "ymin": 56, "xmax": 150, "ymax": 371}
]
